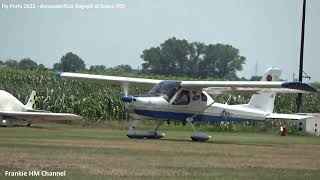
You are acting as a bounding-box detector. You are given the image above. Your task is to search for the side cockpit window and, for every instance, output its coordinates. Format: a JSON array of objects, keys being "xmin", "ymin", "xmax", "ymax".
[
  {"xmin": 172, "ymin": 90, "xmax": 190, "ymax": 105},
  {"xmin": 192, "ymin": 91, "xmax": 201, "ymax": 101},
  {"xmin": 148, "ymin": 81, "xmax": 181, "ymax": 101},
  {"xmin": 201, "ymin": 93, "xmax": 207, "ymax": 101}
]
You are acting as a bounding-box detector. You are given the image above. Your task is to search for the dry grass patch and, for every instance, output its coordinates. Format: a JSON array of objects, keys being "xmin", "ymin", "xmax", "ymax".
[{"xmin": 0, "ymin": 128, "xmax": 320, "ymax": 179}]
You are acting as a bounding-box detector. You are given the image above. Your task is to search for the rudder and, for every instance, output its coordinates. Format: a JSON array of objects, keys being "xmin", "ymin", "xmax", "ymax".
[
  {"xmin": 248, "ymin": 68, "xmax": 282, "ymax": 113},
  {"xmin": 26, "ymin": 91, "xmax": 37, "ymax": 110}
]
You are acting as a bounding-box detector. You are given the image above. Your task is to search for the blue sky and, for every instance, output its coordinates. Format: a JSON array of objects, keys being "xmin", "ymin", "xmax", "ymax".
[{"xmin": 0, "ymin": 0, "xmax": 319, "ymax": 81}]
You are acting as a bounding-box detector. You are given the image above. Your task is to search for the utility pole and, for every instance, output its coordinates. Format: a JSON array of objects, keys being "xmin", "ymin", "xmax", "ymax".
[
  {"xmin": 254, "ymin": 61, "xmax": 258, "ymax": 77},
  {"xmin": 296, "ymin": 0, "xmax": 307, "ymax": 113}
]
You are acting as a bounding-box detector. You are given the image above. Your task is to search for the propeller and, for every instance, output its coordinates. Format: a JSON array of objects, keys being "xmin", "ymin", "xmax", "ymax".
[
  {"xmin": 122, "ymin": 82, "xmax": 129, "ymax": 96},
  {"xmin": 121, "ymin": 82, "xmax": 134, "ymax": 103}
]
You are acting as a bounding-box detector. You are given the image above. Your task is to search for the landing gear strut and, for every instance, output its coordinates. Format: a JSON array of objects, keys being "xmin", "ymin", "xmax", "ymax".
[
  {"xmin": 185, "ymin": 100, "xmax": 214, "ymax": 142},
  {"xmin": 127, "ymin": 120, "xmax": 165, "ymax": 139}
]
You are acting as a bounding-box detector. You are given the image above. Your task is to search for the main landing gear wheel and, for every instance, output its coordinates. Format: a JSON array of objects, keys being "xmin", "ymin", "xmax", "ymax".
[
  {"xmin": 2, "ymin": 120, "xmax": 12, "ymax": 127},
  {"xmin": 191, "ymin": 132, "xmax": 211, "ymax": 142},
  {"xmin": 186, "ymin": 117, "xmax": 211, "ymax": 142},
  {"xmin": 126, "ymin": 120, "xmax": 165, "ymax": 139}
]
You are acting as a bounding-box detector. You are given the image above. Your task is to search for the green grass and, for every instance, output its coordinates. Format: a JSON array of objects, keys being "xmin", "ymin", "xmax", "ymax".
[
  {"xmin": 0, "ymin": 124, "xmax": 320, "ymax": 180},
  {"xmin": 1, "ymin": 124, "xmax": 319, "ymax": 144}
]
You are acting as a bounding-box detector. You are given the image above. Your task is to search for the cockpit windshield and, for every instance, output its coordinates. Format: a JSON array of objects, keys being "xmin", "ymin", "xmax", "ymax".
[{"xmin": 148, "ymin": 81, "xmax": 181, "ymax": 101}]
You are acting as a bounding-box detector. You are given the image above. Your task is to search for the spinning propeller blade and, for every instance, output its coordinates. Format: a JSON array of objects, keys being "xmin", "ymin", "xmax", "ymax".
[{"xmin": 122, "ymin": 82, "xmax": 129, "ymax": 96}]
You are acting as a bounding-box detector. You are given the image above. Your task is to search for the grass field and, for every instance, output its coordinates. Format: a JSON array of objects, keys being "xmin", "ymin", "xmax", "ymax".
[{"xmin": 0, "ymin": 124, "xmax": 320, "ymax": 180}]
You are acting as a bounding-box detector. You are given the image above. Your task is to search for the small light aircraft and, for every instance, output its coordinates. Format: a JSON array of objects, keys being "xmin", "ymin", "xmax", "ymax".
[
  {"xmin": 56, "ymin": 68, "xmax": 317, "ymax": 141},
  {"xmin": 0, "ymin": 90, "xmax": 82, "ymax": 127}
]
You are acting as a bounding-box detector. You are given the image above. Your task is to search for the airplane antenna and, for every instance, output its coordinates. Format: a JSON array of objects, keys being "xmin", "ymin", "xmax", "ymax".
[{"xmin": 297, "ymin": 0, "xmax": 307, "ymax": 113}]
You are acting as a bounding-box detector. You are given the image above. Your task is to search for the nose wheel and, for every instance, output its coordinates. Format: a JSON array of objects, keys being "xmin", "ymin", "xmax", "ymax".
[{"xmin": 127, "ymin": 120, "xmax": 165, "ymax": 139}]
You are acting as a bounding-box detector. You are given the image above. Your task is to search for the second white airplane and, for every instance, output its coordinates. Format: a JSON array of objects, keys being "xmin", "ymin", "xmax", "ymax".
[{"xmin": 0, "ymin": 90, "xmax": 82, "ymax": 127}]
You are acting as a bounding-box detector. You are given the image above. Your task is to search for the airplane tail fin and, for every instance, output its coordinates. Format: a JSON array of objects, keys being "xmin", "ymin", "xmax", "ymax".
[
  {"xmin": 247, "ymin": 67, "xmax": 282, "ymax": 113},
  {"xmin": 25, "ymin": 91, "xmax": 37, "ymax": 110}
]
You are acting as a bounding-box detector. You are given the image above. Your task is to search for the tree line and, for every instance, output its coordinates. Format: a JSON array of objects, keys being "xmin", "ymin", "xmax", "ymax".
[
  {"xmin": 0, "ymin": 58, "xmax": 46, "ymax": 70},
  {"xmin": 141, "ymin": 37, "xmax": 245, "ymax": 79},
  {"xmin": 0, "ymin": 53, "xmax": 134, "ymax": 73},
  {"xmin": 1, "ymin": 37, "xmax": 246, "ymax": 80}
]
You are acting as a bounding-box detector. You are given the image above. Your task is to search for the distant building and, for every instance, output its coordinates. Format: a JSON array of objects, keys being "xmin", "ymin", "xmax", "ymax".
[{"xmin": 0, "ymin": 65, "xmax": 8, "ymax": 69}]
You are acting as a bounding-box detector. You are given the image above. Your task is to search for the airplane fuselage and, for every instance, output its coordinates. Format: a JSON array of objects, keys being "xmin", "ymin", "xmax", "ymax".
[
  {"xmin": 0, "ymin": 90, "xmax": 27, "ymax": 112},
  {"xmin": 125, "ymin": 90, "xmax": 268, "ymax": 123},
  {"xmin": 0, "ymin": 90, "xmax": 81, "ymax": 127},
  {"xmin": 0, "ymin": 90, "xmax": 28, "ymax": 126}
]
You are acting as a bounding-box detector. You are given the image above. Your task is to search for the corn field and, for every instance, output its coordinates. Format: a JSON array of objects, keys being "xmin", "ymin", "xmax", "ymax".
[
  {"xmin": 0, "ymin": 68, "xmax": 319, "ymax": 133},
  {"xmin": 0, "ymin": 68, "xmax": 128, "ymax": 121}
]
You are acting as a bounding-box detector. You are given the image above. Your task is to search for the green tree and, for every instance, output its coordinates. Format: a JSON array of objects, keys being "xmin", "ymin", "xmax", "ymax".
[
  {"xmin": 38, "ymin": 64, "xmax": 46, "ymax": 70},
  {"xmin": 141, "ymin": 37, "xmax": 245, "ymax": 79},
  {"xmin": 160, "ymin": 37, "xmax": 190, "ymax": 76},
  {"xmin": 54, "ymin": 52, "xmax": 86, "ymax": 72},
  {"xmin": 200, "ymin": 44, "xmax": 245, "ymax": 78},
  {"xmin": 53, "ymin": 63, "xmax": 61, "ymax": 70},
  {"xmin": 113, "ymin": 64, "xmax": 132, "ymax": 73},
  {"xmin": 5, "ymin": 59, "xmax": 19, "ymax": 68},
  {"xmin": 90, "ymin": 65, "xmax": 106, "ymax": 71},
  {"xmin": 250, "ymin": 76, "xmax": 262, "ymax": 81},
  {"xmin": 141, "ymin": 47, "xmax": 162, "ymax": 74},
  {"xmin": 18, "ymin": 58, "xmax": 38, "ymax": 70},
  {"xmin": 187, "ymin": 42, "xmax": 206, "ymax": 77},
  {"xmin": 142, "ymin": 37, "xmax": 193, "ymax": 76}
]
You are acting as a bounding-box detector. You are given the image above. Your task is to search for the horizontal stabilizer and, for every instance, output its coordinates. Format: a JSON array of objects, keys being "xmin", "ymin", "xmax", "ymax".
[
  {"xmin": 266, "ymin": 113, "xmax": 312, "ymax": 120},
  {"xmin": 0, "ymin": 111, "xmax": 82, "ymax": 121}
]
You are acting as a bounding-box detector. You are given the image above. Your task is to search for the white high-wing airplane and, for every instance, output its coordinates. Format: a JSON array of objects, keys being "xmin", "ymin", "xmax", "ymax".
[
  {"xmin": 56, "ymin": 68, "xmax": 317, "ymax": 141},
  {"xmin": 0, "ymin": 90, "xmax": 82, "ymax": 127}
]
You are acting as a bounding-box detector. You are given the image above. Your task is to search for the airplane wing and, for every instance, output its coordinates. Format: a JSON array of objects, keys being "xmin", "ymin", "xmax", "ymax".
[
  {"xmin": 55, "ymin": 72, "xmax": 161, "ymax": 87},
  {"xmin": 55, "ymin": 72, "xmax": 317, "ymax": 93},
  {"xmin": 196, "ymin": 87, "xmax": 309, "ymax": 94},
  {"xmin": 266, "ymin": 113, "xmax": 312, "ymax": 120},
  {"xmin": 180, "ymin": 81, "xmax": 317, "ymax": 94},
  {"xmin": 0, "ymin": 111, "xmax": 82, "ymax": 121}
]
